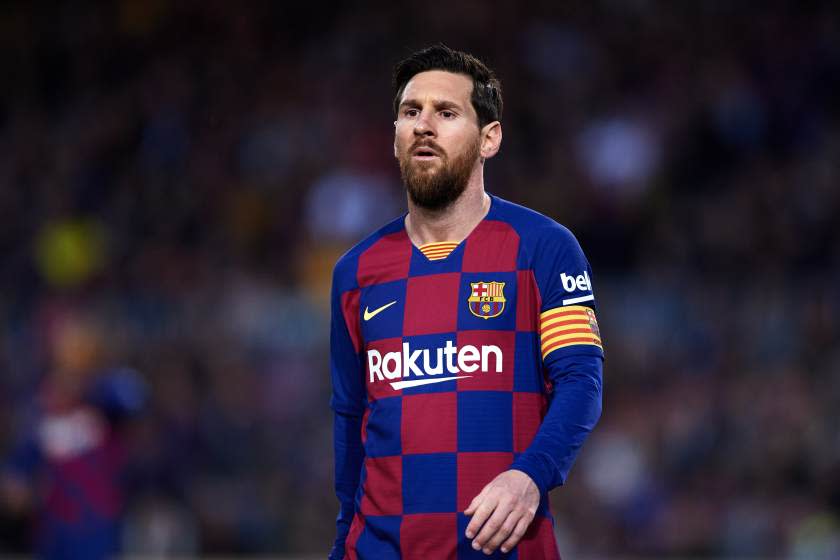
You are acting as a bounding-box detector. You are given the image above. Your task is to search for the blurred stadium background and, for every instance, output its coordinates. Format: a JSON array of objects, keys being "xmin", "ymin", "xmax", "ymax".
[{"xmin": 1, "ymin": 1, "xmax": 839, "ymax": 558}]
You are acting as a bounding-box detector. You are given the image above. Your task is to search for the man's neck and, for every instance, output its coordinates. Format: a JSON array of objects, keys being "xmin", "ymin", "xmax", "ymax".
[{"xmin": 405, "ymin": 174, "xmax": 491, "ymax": 246}]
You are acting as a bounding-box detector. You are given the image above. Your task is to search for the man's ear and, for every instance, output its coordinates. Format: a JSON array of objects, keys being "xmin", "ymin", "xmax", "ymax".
[{"xmin": 480, "ymin": 121, "xmax": 502, "ymax": 159}]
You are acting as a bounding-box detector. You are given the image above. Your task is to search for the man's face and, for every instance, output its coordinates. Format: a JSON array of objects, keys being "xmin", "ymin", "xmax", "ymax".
[{"xmin": 394, "ymin": 70, "xmax": 482, "ymax": 210}]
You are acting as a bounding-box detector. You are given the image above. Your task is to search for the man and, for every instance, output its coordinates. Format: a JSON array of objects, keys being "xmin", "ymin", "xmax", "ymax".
[
  {"xmin": 330, "ymin": 45, "xmax": 603, "ymax": 559},
  {"xmin": 1, "ymin": 311, "xmax": 147, "ymax": 560}
]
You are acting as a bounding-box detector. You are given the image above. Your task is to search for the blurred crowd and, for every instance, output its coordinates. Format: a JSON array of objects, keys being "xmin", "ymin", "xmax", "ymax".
[{"xmin": 0, "ymin": 1, "xmax": 839, "ymax": 557}]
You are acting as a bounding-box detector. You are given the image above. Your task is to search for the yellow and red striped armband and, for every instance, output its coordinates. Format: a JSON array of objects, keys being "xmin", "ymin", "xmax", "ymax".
[{"xmin": 539, "ymin": 305, "xmax": 602, "ymax": 360}]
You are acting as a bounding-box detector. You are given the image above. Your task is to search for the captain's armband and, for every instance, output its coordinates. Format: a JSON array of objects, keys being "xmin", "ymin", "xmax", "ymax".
[{"xmin": 539, "ymin": 305, "xmax": 602, "ymax": 360}]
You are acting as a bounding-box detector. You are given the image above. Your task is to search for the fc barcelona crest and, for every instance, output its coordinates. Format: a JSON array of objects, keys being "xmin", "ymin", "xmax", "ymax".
[{"xmin": 468, "ymin": 281, "xmax": 506, "ymax": 319}]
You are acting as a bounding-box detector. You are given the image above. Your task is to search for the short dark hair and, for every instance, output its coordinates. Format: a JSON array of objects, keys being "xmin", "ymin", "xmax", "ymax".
[{"xmin": 392, "ymin": 44, "xmax": 503, "ymax": 129}]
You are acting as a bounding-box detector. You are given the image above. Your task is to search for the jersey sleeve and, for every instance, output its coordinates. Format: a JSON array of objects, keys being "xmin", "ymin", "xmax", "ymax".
[
  {"xmin": 88, "ymin": 367, "xmax": 148, "ymax": 422},
  {"xmin": 532, "ymin": 224, "xmax": 604, "ymax": 363},
  {"xmin": 509, "ymin": 223, "xmax": 604, "ymax": 496},
  {"xmin": 329, "ymin": 263, "xmax": 366, "ymax": 416},
  {"xmin": 2, "ymin": 432, "xmax": 42, "ymax": 480},
  {"xmin": 329, "ymin": 260, "xmax": 366, "ymax": 559}
]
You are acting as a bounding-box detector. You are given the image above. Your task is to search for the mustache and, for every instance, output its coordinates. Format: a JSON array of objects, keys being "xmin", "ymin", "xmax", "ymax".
[{"xmin": 409, "ymin": 140, "xmax": 446, "ymax": 156}]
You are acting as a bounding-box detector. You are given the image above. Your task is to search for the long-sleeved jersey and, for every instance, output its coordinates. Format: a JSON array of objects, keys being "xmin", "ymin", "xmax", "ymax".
[
  {"xmin": 3, "ymin": 368, "xmax": 146, "ymax": 560},
  {"xmin": 330, "ymin": 195, "xmax": 604, "ymax": 560}
]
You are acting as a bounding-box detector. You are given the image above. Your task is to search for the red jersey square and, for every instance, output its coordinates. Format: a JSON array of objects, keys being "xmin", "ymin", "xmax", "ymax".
[
  {"xmin": 357, "ymin": 231, "xmax": 412, "ymax": 287},
  {"xmin": 344, "ymin": 514, "xmax": 364, "ymax": 560},
  {"xmin": 365, "ymin": 337, "xmax": 404, "ymax": 402},
  {"xmin": 462, "ymin": 220, "xmax": 519, "ymax": 273},
  {"xmin": 400, "ymin": 513, "xmax": 457, "ymax": 560},
  {"xmin": 455, "ymin": 330, "xmax": 515, "ymax": 392},
  {"xmin": 513, "ymin": 392, "xmax": 547, "ymax": 453},
  {"xmin": 516, "ymin": 269, "xmax": 540, "ymax": 332},
  {"xmin": 518, "ymin": 515, "xmax": 560, "ymax": 560},
  {"xmin": 403, "ymin": 273, "xmax": 461, "ymax": 336},
  {"xmin": 360, "ymin": 455, "xmax": 403, "ymax": 516},
  {"xmin": 341, "ymin": 288, "xmax": 363, "ymax": 352},
  {"xmin": 402, "ymin": 393, "xmax": 457, "ymax": 454},
  {"xmin": 456, "ymin": 452, "xmax": 514, "ymax": 511}
]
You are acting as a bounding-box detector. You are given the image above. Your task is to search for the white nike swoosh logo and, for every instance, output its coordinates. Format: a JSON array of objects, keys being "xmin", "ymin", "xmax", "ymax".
[
  {"xmin": 390, "ymin": 376, "xmax": 472, "ymax": 390},
  {"xmin": 363, "ymin": 300, "xmax": 397, "ymax": 321}
]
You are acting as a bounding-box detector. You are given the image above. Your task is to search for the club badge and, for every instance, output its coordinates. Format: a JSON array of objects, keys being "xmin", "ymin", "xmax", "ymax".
[{"xmin": 468, "ymin": 281, "xmax": 506, "ymax": 319}]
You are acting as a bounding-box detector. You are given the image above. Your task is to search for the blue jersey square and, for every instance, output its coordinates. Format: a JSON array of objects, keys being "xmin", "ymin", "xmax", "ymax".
[
  {"xmin": 403, "ymin": 453, "xmax": 457, "ymax": 513},
  {"xmin": 400, "ymin": 332, "xmax": 462, "ymax": 395},
  {"xmin": 409, "ymin": 243, "xmax": 465, "ymax": 277},
  {"xmin": 360, "ymin": 279, "xmax": 407, "ymax": 343},
  {"xmin": 457, "ymin": 272, "xmax": 517, "ymax": 332},
  {"xmin": 457, "ymin": 392, "xmax": 513, "ymax": 452},
  {"xmin": 513, "ymin": 332, "xmax": 543, "ymax": 393},
  {"xmin": 364, "ymin": 396, "xmax": 402, "ymax": 457},
  {"xmin": 355, "ymin": 515, "xmax": 402, "ymax": 560}
]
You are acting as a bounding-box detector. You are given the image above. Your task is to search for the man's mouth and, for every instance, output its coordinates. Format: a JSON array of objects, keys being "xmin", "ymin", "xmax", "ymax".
[{"xmin": 412, "ymin": 147, "xmax": 440, "ymax": 161}]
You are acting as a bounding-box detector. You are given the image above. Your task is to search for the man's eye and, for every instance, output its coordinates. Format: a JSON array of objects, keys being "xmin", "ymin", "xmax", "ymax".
[
  {"xmin": 404, "ymin": 109, "xmax": 419, "ymax": 117},
  {"xmin": 441, "ymin": 111, "xmax": 455, "ymax": 119}
]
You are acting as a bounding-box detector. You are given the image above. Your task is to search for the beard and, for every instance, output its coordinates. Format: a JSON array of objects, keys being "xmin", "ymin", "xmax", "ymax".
[{"xmin": 398, "ymin": 136, "xmax": 481, "ymax": 211}]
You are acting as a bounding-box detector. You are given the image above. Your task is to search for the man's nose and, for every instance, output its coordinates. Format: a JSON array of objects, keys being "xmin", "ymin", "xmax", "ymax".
[{"xmin": 413, "ymin": 110, "xmax": 435, "ymax": 137}]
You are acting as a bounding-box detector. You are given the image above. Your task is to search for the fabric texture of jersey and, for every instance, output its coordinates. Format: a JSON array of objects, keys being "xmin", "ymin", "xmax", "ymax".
[{"xmin": 330, "ymin": 195, "xmax": 604, "ymax": 560}]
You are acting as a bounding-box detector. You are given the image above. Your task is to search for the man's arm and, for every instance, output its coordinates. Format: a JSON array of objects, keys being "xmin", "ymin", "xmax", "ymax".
[
  {"xmin": 464, "ymin": 354, "xmax": 602, "ymax": 554},
  {"xmin": 330, "ymin": 411, "xmax": 364, "ymax": 560},
  {"xmin": 510, "ymin": 353, "xmax": 603, "ymax": 494},
  {"xmin": 1, "ymin": 432, "xmax": 42, "ymax": 516},
  {"xmin": 328, "ymin": 268, "xmax": 366, "ymax": 560}
]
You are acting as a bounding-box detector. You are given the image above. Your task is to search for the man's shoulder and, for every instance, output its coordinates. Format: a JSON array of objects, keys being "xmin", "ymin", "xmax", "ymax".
[
  {"xmin": 332, "ymin": 214, "xmax": 406, "ymax": 285},
  {"xmin": 491, "ymin": 195, "xmax": 578, "ymax": 248}
]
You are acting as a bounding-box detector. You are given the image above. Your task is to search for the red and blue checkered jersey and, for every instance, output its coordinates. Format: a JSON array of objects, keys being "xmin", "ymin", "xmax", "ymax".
[
  {"xmin": 330, "ymin": 195, "xmax": 604, "ymax": 560},
  {"xmin": 2, "ymin": 369, "xmax": 147, "ymax": 560}
]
